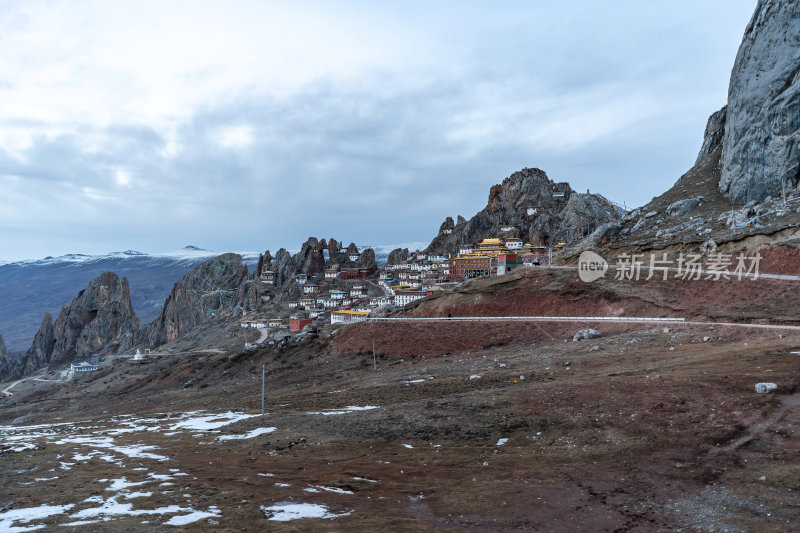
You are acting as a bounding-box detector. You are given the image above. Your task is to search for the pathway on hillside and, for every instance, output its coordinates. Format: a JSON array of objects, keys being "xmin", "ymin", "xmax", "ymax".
[{"xmin": 369, "ymin": 315, "xmax": 800, "ymax": 331}]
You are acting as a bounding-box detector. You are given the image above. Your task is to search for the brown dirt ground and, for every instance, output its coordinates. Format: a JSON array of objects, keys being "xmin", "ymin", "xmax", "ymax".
[{"xmin": 2, "ymin": 259, "xmax": 800, "ymax": 531}]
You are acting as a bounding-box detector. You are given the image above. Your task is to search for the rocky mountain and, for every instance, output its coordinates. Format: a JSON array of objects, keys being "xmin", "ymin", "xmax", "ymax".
[
  {"xmin": 719, "ymin": 0, "xmax": 800, "ymax": 204},
  {"xmin": 140, "ymin": 253, "xmax": 249, "ymax": 347},
  {"xmin": 580, "ymin": 0, "xmax": 800, "ymax": 254},
  {"xmin": 255, "ymin": 237, "xmax": 382, "ymax": 301},
  {"xmin": 49, "ymin": 272, "xmax": 140, "ymax": 365},
  {"xmin": 0, "ymin": 273, "xmax": 139, "ymax": 381},
  {"xmin": 426, "ymin": 167, "xmax": 624, "ymax": 255},
  {"xmin": 0, "ymin": 248, "xmax": 260, "ymax": 353}
]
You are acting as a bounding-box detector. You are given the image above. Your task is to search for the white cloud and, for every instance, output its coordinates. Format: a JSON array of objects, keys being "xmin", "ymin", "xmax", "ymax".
[
  {"xmin": 0, "ymin": 0, "xmax": 759, "ymax": 260},
  {"xmin": 215, "ymin": 125, "xmax": 253, "ymax": 150},
  {"xmin": 115, "ymin": 169, "xmax": 131, "ymax": 187}
]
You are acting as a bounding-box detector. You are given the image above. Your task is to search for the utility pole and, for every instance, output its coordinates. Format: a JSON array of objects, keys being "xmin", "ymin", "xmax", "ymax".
[{"xmin": 261, "ymin": 364, "xmax": 265, "ymax": 415}]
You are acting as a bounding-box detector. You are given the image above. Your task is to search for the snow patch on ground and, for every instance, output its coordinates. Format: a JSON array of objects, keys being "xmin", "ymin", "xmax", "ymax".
[
  {"xmin": 169, "ymin": 412, "xmax": 260, "ymax": 431},
  {"xmin": 163, "ymin": 506, "xmax": 221, "ymax": 526},
  {"xmin": 0, "ymin": 503, "xmax": 74, "ymax": 532},
  {"xmin": 261, "ymin": 502, "xmax": 352, "ymax": 521},
  {"xmin": 306, "ymin": 406, "xmax": 379, "ymax": 416},
  {"xmin": 217, "ymin": 427, "xmax": 276, "ymax": 441}
]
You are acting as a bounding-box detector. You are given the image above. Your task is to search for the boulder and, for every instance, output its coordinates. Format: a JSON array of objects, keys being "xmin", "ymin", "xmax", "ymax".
[
  {"xmin": 666, "ymin": 197, "xmax": 705, "ymax": 216},
  {"xmin": 573, "ymin": 328, "xmax": 601, "ymax": 342},
  {"xmin": 755, "ymin": 382, "xmax": 777, "ymax": 394},
  {"xmin": 591, "ymin": 223, "xmax": 622, "ymax": 244}
]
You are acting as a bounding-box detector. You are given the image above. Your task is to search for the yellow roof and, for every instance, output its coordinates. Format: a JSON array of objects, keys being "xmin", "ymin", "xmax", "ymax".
[
  {"xmin": 332, "ymin": 310, "xmax": 369, "ymax": 316},
  {"xmin": 478, "ymin": 238, "xmax": 502, "ymax": 245}
]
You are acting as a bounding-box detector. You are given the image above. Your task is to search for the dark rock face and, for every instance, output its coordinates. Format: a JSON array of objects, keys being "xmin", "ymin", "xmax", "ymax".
[
  {"xmin": 0, "ymin": 273, "xmax": 138, "ymax": 380},
  {"xmin": 49, "ymin": 272, "xmax": 140, "ymax": 365},
  {"xmin": 719, "ymin": 0, "xmax": 800, "ymax": 203},
  {"xmin": 23, "ymin": 313, "xmax": 56, "ymax": 375},
  {"xmin": 696, "ymin": 106, "xmax": 727, "ymax": 166},
  {"xmin": 356, "ymin": 248, "xmax": 377, "ymax": 271},
  {"xmin": 387, "ymin": 248, "xmax": 409, "ymax": 265},
  {"xmin": 438, "ymin": 216, "xmax": 455, "ymax": 235},
  {"xmin": 426, "ymin": 167, "xmax": 623, "ymax": 255},
  {"xmin": 143, "ymin": 254, "xmax": 247, "ymax": 347},
  {"xmin": 0, "ymin": 334, "xmax": 25, "ymax": 381}
]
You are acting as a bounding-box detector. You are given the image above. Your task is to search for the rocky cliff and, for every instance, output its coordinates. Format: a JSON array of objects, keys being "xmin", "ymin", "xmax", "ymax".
[
  {"xmin": 47, "ymin": 273, "xmax": 140, "ymax": 365},
  {"xmin": 426, "ymin": 167, "xmax": 624, "ymax": 255},
  {"xmin": 142, "ymin": 253, "xmax": 247, "ymax": 347},
  {"xmin": 0, "ymin": 334, "xmax": 22, "ymax": 382},
  {"xmin": 22, "ymin": 313, "xmax": 56, "ymax": 376},
  {"xmin": 0, "ymin": 273, "xmax": 138, "ymax": 381},
  {"xmin": 719, "ymin": 0, "xmax": 800, "ymax": 204},
  {"xmin": 582, "ymin": 0, "xmax": 800, "ymax": 254},
  {"xmin": 256, "ymin": 237, "xmax": 378, "ymax": 301}
]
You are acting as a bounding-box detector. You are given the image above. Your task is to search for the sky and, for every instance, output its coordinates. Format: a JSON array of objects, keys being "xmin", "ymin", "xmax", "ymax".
[{"xmin": 0, "ymin": 0, "xmax": 758, "ymax": 261}]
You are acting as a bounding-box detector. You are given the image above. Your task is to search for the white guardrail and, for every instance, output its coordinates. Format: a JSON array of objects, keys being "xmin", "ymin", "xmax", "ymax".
[{"xmin": 368, "ymin": 316, "xmax": 686, "ymax": 323}]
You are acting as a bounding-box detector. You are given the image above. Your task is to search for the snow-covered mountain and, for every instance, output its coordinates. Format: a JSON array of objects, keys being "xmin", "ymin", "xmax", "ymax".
[{"xmin": 0, "ymin": 247, "xmax": 260, "ymax": 353}]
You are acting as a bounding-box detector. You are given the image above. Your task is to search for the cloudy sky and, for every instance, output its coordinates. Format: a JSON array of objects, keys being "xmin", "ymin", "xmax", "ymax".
[{"xmin": 0, "ymin": 0, "xmax": 756, "ymax": 260}]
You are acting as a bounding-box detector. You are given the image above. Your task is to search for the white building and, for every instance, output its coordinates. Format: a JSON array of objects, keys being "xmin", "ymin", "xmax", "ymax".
[
  {"xmin": 330, "ymin": 310, "xmax": 369, "ymax": 324},
  {"xmin": 302, "ymin": 283, "xmax": 319, "ymax": 294},
  {"xmin": 505, "ymin": 238, "xmax": 523, "ymax": 249},
  {"xmin": 324, "ymin": 268, "xmax": 340, "ymax": 279},
  {"xmin": 71, "ymin": 361, "xmax": 100, "ymax": 373},
  {"xmin": 394, "ymin": 291, "xmax": 427, "ymax": 306},
  {"xmin": 350, "ymin": 285, "xmax": 366, "ymax": 297},
  {"xmin": 240, "ymin": 319, "xmax": 267, "ymax": 329}
]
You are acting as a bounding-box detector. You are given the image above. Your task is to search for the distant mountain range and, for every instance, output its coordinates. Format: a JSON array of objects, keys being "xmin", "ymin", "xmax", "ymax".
[{"xmin": 0, "ymin": 243, "xmax": 427, "ymax": 353}]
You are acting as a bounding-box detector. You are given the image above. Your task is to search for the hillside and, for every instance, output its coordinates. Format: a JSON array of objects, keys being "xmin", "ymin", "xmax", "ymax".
[
  {"xmin": 426, "ymin": 167, "xmax": 624, "ymax": 256},
  {"xmin": 0, "ymin": 248, "xmax": 259, "ymax": 353}
]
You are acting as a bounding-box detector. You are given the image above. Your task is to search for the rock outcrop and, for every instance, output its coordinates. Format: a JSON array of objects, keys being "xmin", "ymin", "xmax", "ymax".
[
  {"xmin": 142, "ymin": 253, "xmax": 247, "ymax": 347},
  {"xmin": 426, "ymin": 167, "xmax": 623, "ymax": 255},
  {"xmin": 696, "ymin": 106, "xmax": 727, "ymax": 166},
  {"xmin": 22, "ymin": 313, "xmax": 56, "ymax": 375},
  {"xmin": 719, "ymin": 0, "xmax": 800, "ymax": 203},
  {"xmin": 0, "ymin": 273, "xmax": 138, "ymax": 380},
  {"xmin": 49, "ymin": 272, "xmax": 140, "ymax": 365},
  {"xmin": 387, "ymin": 248, "xmax": 409, "ymax": 265},
  {"xmin": 356, "ymin": 248, "xmax": 377, "ymax": 271},
  {"xmin": 0, "ymin": 334, "xmax": 24, "ymax": 382}
]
